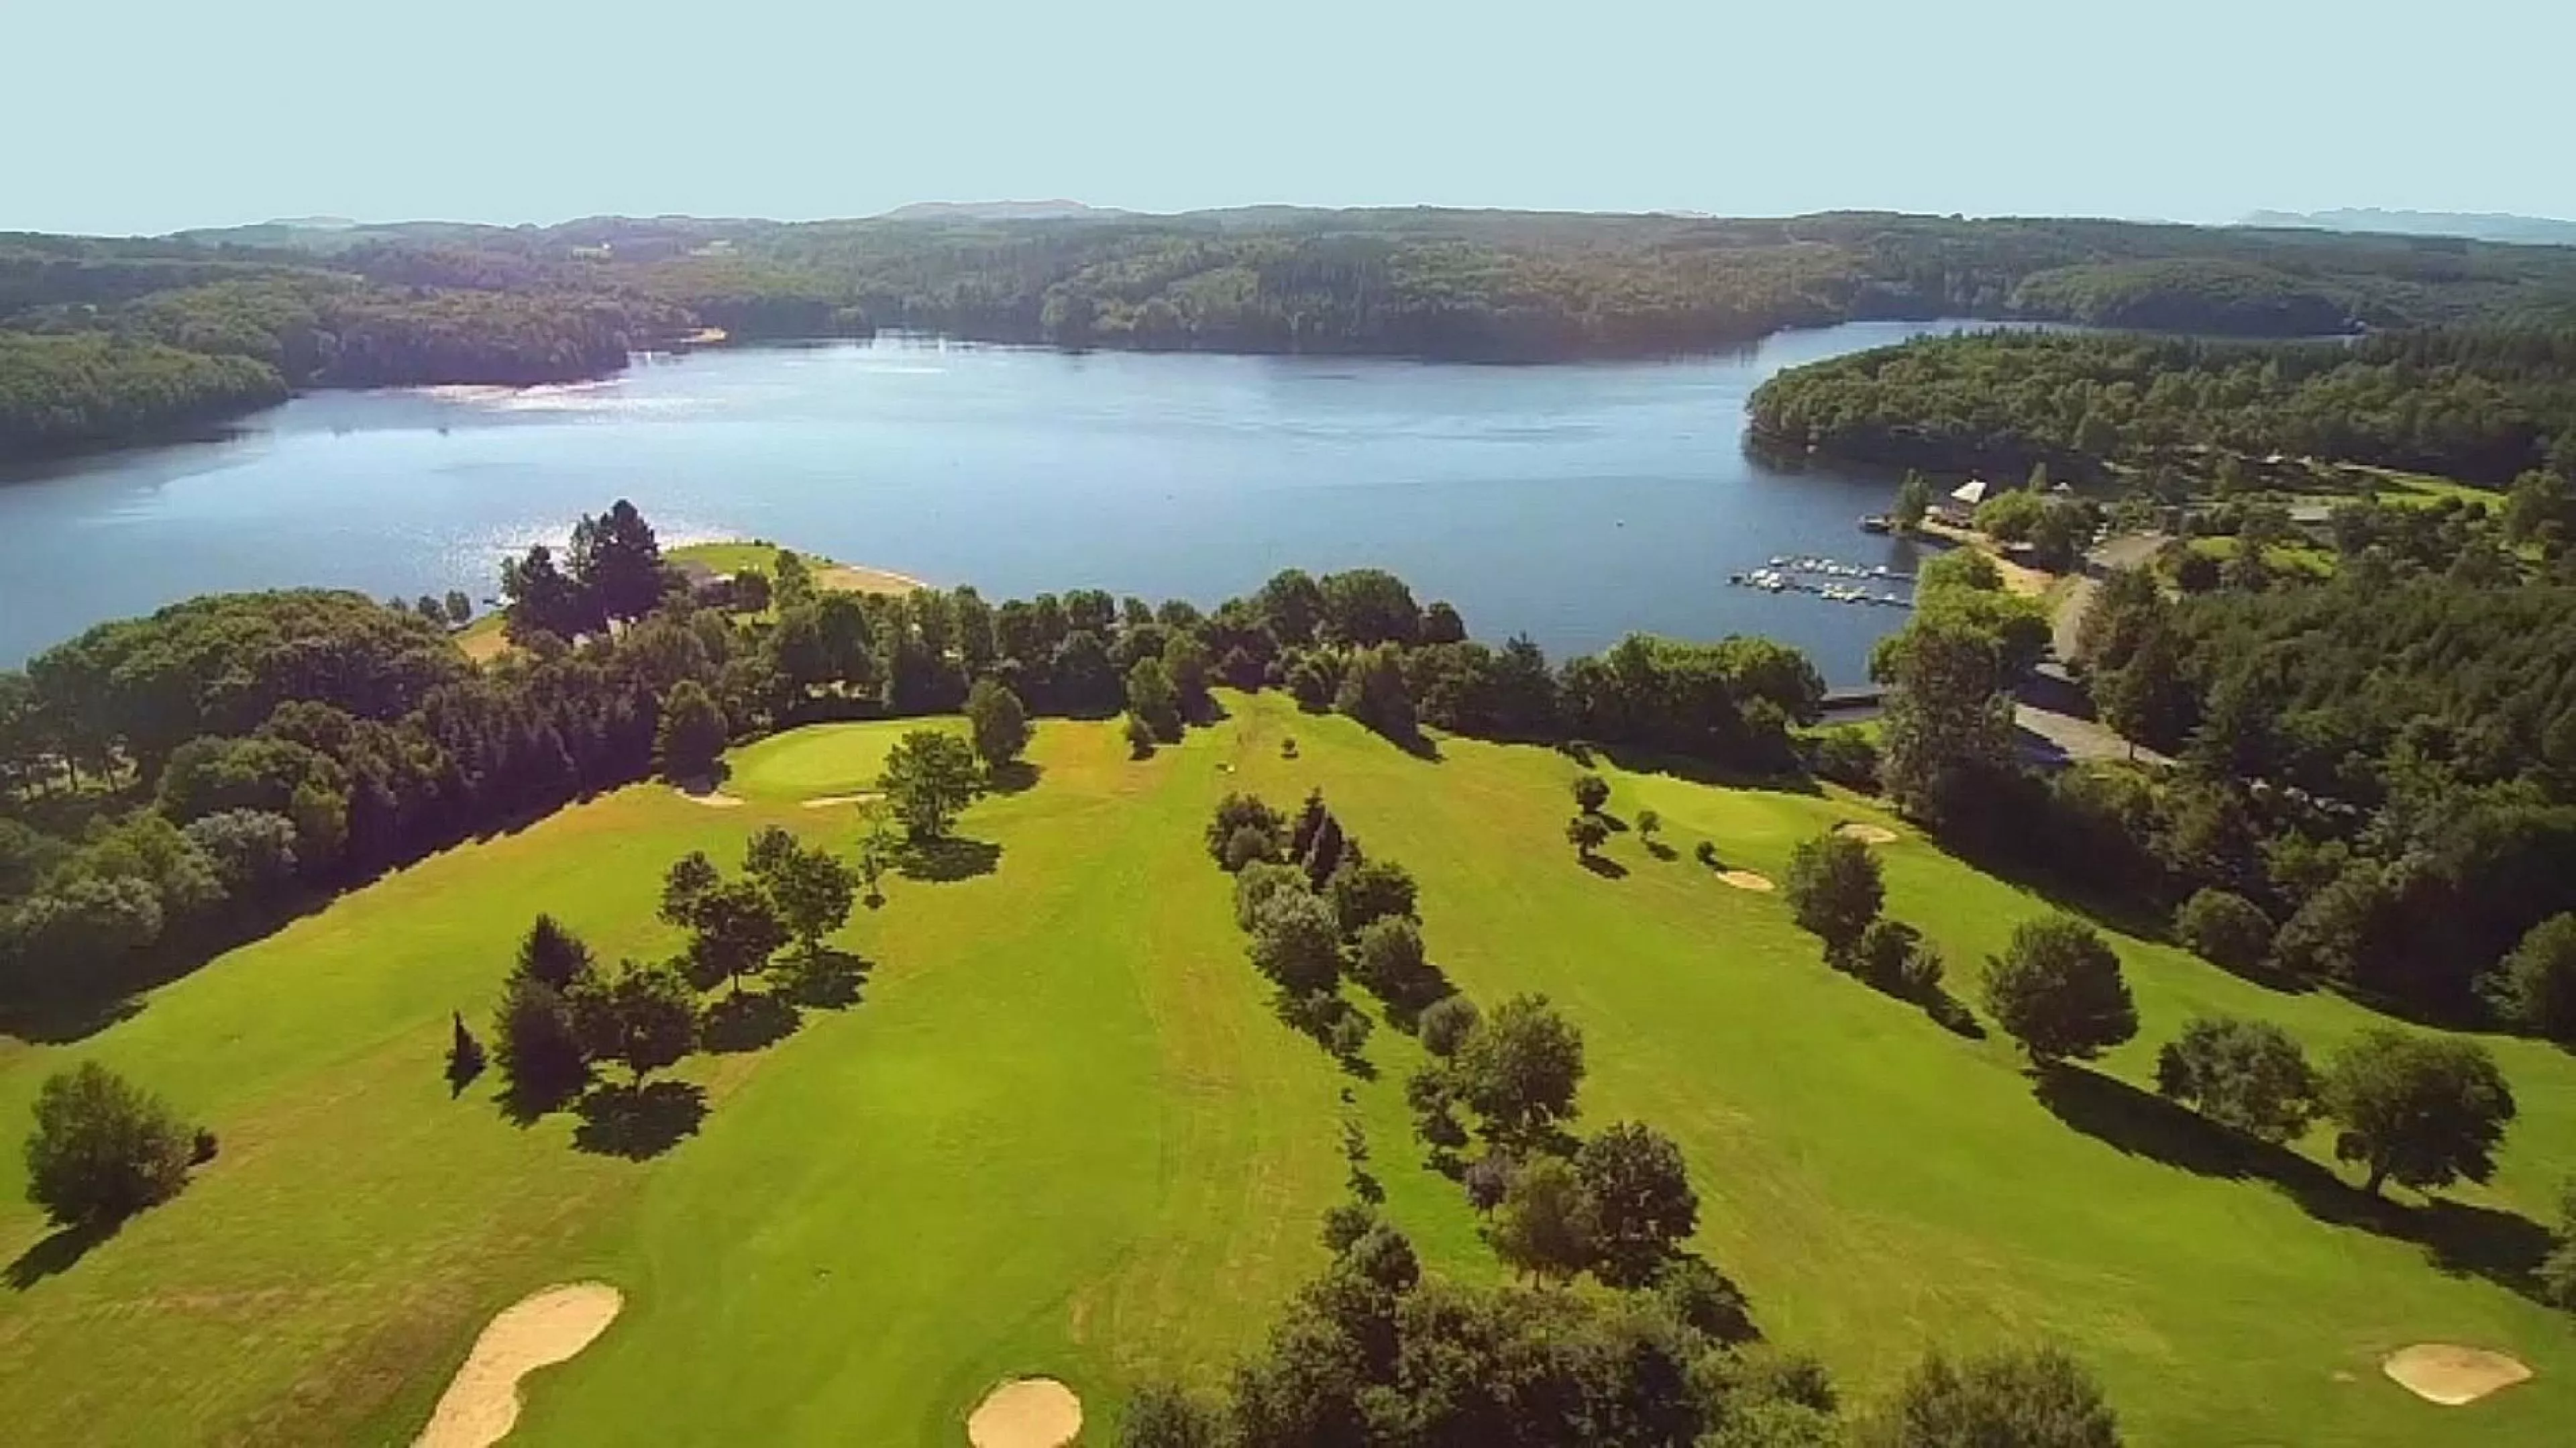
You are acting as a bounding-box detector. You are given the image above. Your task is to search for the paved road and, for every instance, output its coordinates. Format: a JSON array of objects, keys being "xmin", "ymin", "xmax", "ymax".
[{"xmin": 2050, "ymin": 533, "xmax": 2167, "ymax": 662}]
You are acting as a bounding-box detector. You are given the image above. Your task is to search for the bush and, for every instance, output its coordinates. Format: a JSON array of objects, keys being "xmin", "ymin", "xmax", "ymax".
[
  {"xmin": 1981, "ymin": 917, "xmax": 2138, "ymax": 1065},
  {"xmin": 1865, "ymin": 1345, "xmax": 2121, "ymax": 1448},
  {"xmin": 1572, "ymin": 772, "xmax": 1611, "ymax": 814},
  {"xmin": 1656, "ymin": 1254, "xmax": 1758, "ymax": 1345},
  {"xmin": 1784, "ymin": 832, "xmax": 1884, "ymax": 960},
  {"xmin": 2154, "ymin": 1016, "xmax": 2317, "ymax": 1143},
  {"xmin": 1250, "ymin": 890, "xmax": 1344, "ymax": 995},
  {"xmin": 1327, "ymin": 1009, "xmax": 1374, "ymax": 1064},
  {"xmin": 1810, "ymin": 726, "xmax": 1881, "ymax": 790},
  {"xmin": 1330, "ymin": 858, "xmax": 1419, "ymax": 936},
  {"xmin": 1852, "ymin": 918, "xmax": 1944, "ymax": 1002},
  {"xmin": 1694, "ymin": 839, "xmax": 1720, "ymax": 867},
  {"xmin": 2490, "ymin": 913, "xmax": 2576, "ymax": 1043},
  {"xmin": 1205, "ymin": 792, "xmax": 1287, "ymax": 868},
  {"xmin": 1123, "ymin": 712, "xmax": 1158, "ymax": 758},
  {"xmin": 22, "ymin": 1062, "xmax": 197, "ymax": 1227},
  {"xmin": 1233, "ymin": 860, "xmax": 1308, "ymax": 933},
  {"xmin": 1118, "ymin": 1382, "xmax": 1228, "ymax": 1448},
  {"xmin": 1354, "ymin": 916, "xmax": 1438, "ymax": 1009},
  {"xmin": 2173, "ymin": 889, "xmax": 2274, "ymax": 975},
  {"xmin": 1419, "ymin": 994, "xmax": 1481, "ymax": 1057},
  {"xmin": 1223, "ymin": 824, "xmax": 1278, "ymax": 872}
]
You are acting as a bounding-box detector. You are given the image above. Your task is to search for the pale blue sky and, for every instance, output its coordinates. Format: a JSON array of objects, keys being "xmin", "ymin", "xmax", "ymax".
[{"xmin": 11, "ymin": 0, "xmax": 2567, "ymax": 236}]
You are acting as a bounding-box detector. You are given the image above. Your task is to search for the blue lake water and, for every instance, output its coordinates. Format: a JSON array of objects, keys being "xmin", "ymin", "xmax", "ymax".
[{"xmin": 0, "ymin": 321, "xmax": 2000, "ymax": 680}]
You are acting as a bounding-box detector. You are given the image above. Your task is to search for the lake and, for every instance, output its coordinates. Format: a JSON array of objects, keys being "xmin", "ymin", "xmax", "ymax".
[{"xmin": 0, "ymin": 321, "xmax": 1998, "ymax": 680}]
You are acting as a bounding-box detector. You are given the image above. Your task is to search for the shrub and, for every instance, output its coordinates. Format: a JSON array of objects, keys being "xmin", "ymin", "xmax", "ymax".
[
  {"xmin": 2173, "ymin": 889, "xmax": 2275, "ymax": 974},
  {"xmin": 22, "ymin": 1062, "xmax": 197, "ymax": 1227},
  {"xmin": 1419, "ymin": 994, "xmax": 1481, "ymax": 1057},
  {"xmin": 2489, "ymin": 913, "xmax": 2576, "ymax": 1043},
  {"xmin": 1223, "ymin": 824, "xmax": 1279, "ymax": 872},
  {"xmin": 1811, "ymin": 725, "xmax": 1881, "ymax": 790},
  {"xmin": 1205, "ymin": 792, "xmax": 1287, "ymax": 868},
  {"xmin": 1123, "ymin": 712, "xmax": 1158, "ymax": 758},
  {"xmin": 1572, "ymin": 772, "xmax": 1611, "ymax": 814},
  {"xmin": 2154, "ymin": 1016, "xmax": 2317, "ymax": 1143},
  {"xmin": 1655, "ymin": 1254, "xmax": 1758, "ymax": 1345},
  {"xmin": 1233, "ymin": 860, "xmax": 1307, "ymax": 933},
  {"xmin": 1330, "ymin": 858, "xmax": 1419, "ymax": 936},
  {"xmin": 1866, "ymin": 1345, "xmax": 2121, "ymax": 1448},
  {"xmin": 1354, "ymin": 916, "xmax": 1436, "ymax": 1008},
  {"xmin": 1694, "ymin": 839, "xmax": 1719, "ymax": 867},
  {"xmin": 1249, "ymin": 890, "xmax": 1344, "ymax": 995},
  {"xmin": 1853, "ymin": 918, "xmax": 1943, "ymax": 1001},
  {"xmin": 1327, "ymin": 1009, "xmax": 1374, "ymax": 1064},
  {"xmin": 1982, "ymin": 917, "xmax": 2138, "ymax": 1065},
  {"xmin": 1784, "ymin": 832, "xmax": 1884, "ymax": 960}
]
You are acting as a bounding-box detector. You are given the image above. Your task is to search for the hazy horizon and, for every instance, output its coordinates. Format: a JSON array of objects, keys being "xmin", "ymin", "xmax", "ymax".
[{"xmin": 10, "ymin": 0, "xmax": 2573, "ymax": 237}]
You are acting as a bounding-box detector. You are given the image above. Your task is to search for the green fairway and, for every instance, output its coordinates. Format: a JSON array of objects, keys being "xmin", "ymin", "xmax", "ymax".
[
  {"xmin": 724, "ymin": 717, "xmax": 968, "ymax": 803},
  {"xmin": 1, "ymin": 694, "xmax": 2570, "ymax": 1445}
]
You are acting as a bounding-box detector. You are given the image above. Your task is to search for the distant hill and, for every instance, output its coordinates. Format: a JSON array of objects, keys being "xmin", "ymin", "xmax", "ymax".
[
  {"xmin": 2243, "ymin": 208, "xmax": 2576, "ymax": 248},
  {"xmin": 877, "ymin": 199, "xmax": 1128, "ymax": 222}
]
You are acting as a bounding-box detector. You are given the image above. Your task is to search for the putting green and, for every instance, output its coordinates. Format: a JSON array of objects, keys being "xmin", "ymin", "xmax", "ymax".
[
  {"xmin": 723, "ymin": 717, "xmax": 969, "ymax": 803},
  {"xmin": 0, "ymin": 692, "xmax": 2569, "ymax": 1445}
]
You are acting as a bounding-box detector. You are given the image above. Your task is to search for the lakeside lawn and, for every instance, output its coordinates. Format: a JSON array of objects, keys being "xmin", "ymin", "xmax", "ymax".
[{"xmin": 0, "ymin": 695, "xmax": 2569, "ymax": 1444}]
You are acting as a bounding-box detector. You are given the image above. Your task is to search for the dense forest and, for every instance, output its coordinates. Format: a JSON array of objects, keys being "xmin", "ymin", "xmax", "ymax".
[
  {"xmin": 0, "ymin": 332, "xmax": 287, "ymax": 454},
  {"xmin": 1748, "ymin": 327, "xmax": 2576, "ymax": 484},
  {"xmin": 13, "ymin": 207, "xmax": 2576, "ymax": 459}
]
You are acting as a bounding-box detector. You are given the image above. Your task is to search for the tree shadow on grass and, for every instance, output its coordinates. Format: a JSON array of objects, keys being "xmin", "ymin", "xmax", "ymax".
[
  {"xmin": 1578, "ymin": 854, "xmax": 1629, "ymax": 880},
  {"xmin": 1644, "ymin": 841, "xmax": 1677, "ymax": 862},
  {"xmin": 2032, "ymin": 1065, "xmax": 2555, "ymax": 1302},
  {"xmin": 5, "ymin": 1221, "xmax": 115, "ymax": 1290},
  {"xmin": 573, "ymin": 1080, "xmax": 708, "ymax": 1160},
  {"xmin": 896, "ymin": 835, "xmax": 1002, "ymax": 882},
  {"xmin": 985, "ymin": 761, "xmax": 1044, "ymax": 795},
  {"xmin": 700, "ymin": 990, "xmax": 800, "ymax": 1054},
  {"xmin": 780, "ymin": 947, "xmax": 871, "ymax": 1009},
  {"xmin": 496, "ymin": 1071, "xmax": 588, "ymax": 1128},
  {"xmin": 1602, "ymin": 745, "xmax": 1825, "ymax": 798}
]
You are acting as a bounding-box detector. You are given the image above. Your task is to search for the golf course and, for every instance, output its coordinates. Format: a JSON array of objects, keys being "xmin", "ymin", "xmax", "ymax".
[{"xmin": 1, "ymin": 690, "xmax": 2569, "ymax": 1445}]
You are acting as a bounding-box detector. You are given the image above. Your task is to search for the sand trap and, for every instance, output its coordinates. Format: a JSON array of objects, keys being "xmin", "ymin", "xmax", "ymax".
[
  {"xmin": 2381, "ymin": 1344, "xmax": 2532, "ymax": 1405},
  {"xmin": 967, "ymin": 1378, "xmax": 1083, "ymax": 1448},
  {"xmin": 802, "ymin": 792, "xmax": 883, "ymax": 809},
  {"xmin": 1834, "ymin": 823, "xmax": 1898, "ymax": 845},
  {"xmin": 415, "ymin": 1283, "xmax": 624, "ymax": 1448},
  {"xmin": 675, "ymin": 784, "xmax": 743, "ymax": 809},
  {"xmin": 1718, "ymin": 870, "xmax": 1776, "ymax": 892}
]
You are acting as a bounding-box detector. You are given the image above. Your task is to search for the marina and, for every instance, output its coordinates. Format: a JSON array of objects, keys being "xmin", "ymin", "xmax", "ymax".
[{"xmin": 1729, "ymin": 555, "xmax": 1917, "ymax": 609}]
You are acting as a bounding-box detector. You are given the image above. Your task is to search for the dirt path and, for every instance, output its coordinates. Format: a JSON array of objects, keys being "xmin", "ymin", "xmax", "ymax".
[{"xmin": 415, "ymin": 1283, "xmax": 624, "ymax": 1448}]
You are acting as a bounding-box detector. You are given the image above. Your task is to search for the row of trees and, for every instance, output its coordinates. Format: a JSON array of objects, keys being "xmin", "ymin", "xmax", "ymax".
[
  {"xmin": 1120, "ymin": 1206, "xmax": 2127, "ymax": 1448},
  {"xmin": 1776, "ymin": 819, "xmax": 2529, "ymax": 1203}
]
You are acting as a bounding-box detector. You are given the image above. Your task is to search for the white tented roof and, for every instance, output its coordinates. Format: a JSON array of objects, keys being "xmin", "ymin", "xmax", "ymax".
[{"xmin": 1949, "ymin": 478, "xmax": 1989, "ymax": 505}]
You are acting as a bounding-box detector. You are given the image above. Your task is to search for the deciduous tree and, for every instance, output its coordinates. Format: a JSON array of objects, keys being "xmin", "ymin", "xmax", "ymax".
[
  {"xmin": 2154, "ymin": 1016, "xmax": 2318, "ymax": 1143},
  {"xmin": 21, "ymin": 1062, "xmax": 196, "ymax": 1227},
  {"xmin": 879, "ymin": 729, "xmax": 981, "ymax": 841},
  {"xmin": 2321, "ymin": 1029, "xmax": 2516, "ymax": 1196},
  {"xmin": 1981, "ymin": 917, "xmax": 2138, "ymax": 1065}
]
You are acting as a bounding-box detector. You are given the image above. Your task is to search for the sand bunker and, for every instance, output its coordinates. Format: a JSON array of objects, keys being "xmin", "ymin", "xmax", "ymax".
[
  {"xmin": 967, "ymin": 1378, "xmax": 1083, "ymax": 1448},
  {"xmin": 802, "ymin": 792, "xmax": 883, "ymax": 809},
  {"xmin": 2381, "ymin": 1344, "xmax": 2532, "ymax": 1405},
  {"xmin": 675, "ymin": 785, "xmax": 743, "ymax": 809},
  {"xmin": 1834, "ymin": 823, "xmax": 1898, "ymax": 845},
  {"xmin": 1718, "ymin": 870, "xmax": 1776, "ymax": 892},
  {"xmin": 415, "ymin": 1283, "xmax": 624, "ymax": 1448}
]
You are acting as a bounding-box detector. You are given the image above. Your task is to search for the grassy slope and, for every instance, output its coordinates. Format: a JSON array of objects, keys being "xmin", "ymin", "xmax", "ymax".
[{"xmin": 0, "ymin": 696, "xmax": 2569, "ymax": 1444}]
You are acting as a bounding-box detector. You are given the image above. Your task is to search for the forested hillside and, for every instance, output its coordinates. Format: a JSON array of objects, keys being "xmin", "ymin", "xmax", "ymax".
[
  {"xmin": 11, "ymin": 207, "xmax": 2576, "ymax": 461},
  {"xmin": 1748, "ymin": 327, "xmax": 2576, "ymax": 484}
]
